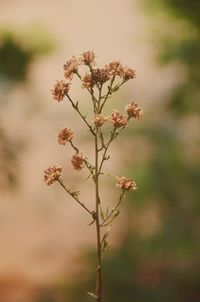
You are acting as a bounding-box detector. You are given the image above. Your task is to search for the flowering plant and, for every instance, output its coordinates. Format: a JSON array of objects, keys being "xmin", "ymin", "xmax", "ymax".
[{"xmin": 44, "ymin": 51, "xmax": 142, "ymax": 302}]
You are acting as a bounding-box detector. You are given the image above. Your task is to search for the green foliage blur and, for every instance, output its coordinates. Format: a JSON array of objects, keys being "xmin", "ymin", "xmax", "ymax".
[
  {"xmin": 99, "ymin": 1, "xmax": 200, "ymax": 300},
  {"xmin": 146, "ymin": 0, "xmax": 200, "ymax": 115},
  {"xmin": 99, "ymin": 1, "xmax": 200, "ymax": 301},
  {"xmin": 40, "ymin": 1, "xmax": 200, "ymax": 301},
  {"xmin": 0, "ymin": 25, "xmax": 54, "ymax": 84},
  {"xmin": 0, "ymin": 25, "xmax": 54, "ymax": 189},
  {"xmin": 0, "ymin": 33, "xmax": 32, "ymax": 82}
]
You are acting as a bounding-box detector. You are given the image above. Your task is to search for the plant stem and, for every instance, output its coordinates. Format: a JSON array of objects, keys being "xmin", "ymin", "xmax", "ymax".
[
  {"xmin": 98, "ymin": 128, "xmax": 117, "ymax": 174},
  {"xmin": 66, "ymin": 94, "xmax": 95, "ymax": 135},
  {"xmin": 100, "ymin": 191, "xmax": 125, "ymax": 227},
  {"xmin": 95, "ymin": 132, "xmax": 102, "ymax": 302},
  {"xmin": 99, "ymin": 76, "xmax": 115, "ymax": 112},
  {"xmin": 58, "ymin": 180, "xmax": 93, "ymax": 216}
]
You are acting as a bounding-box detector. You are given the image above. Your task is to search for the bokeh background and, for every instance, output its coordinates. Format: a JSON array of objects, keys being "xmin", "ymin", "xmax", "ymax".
[{"xmin": 0, "ymin": 0, "xmax": 200, "ymax": 301}]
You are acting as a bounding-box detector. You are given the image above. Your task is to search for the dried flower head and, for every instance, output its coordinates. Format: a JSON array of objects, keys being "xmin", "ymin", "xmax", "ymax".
[
  {"xmin": 126, "ymin": 102, "xmax": 143, "ymax": 120},
  {"xmin": 93, "ymin": 114, "xmax": 107, "ymax": 127},
  {"xmin": 71, "ymin": 153, "xmax": 85, "ymax": 170},
  {"xmin": 108, "ymin": 110, "xmax": 128, "ymax": 128},
  {"xmin": 82, "ymin": 73, "xmax": 94, "ymax": 89},
  {"xmin": 123, "ymin": 67, "xmax": 136, "ymax": 81},
  {"xmin": 92, "ymin": 68, "xmax": 110, "ymax": 84},
  {"xmin": 81, "ymin": 50, "xmax": 95, "ymax": 65},
  {"xmin": 63, "ymin": 56, "xmax": 80, "ymax": 79},
  {"xmin": 116, "ymin": 176, "xmax": 137, "ymax": 191},
  {"xmin": 105, "ymin": 61, "xmax": 124, "ymax": 77},
  {"xmin": 58, "ymin": 127, "xmax": 73, "ymax": 145},
  {"xmin": 44, "ymin": 165, "xmax": 62, "ymax": 185},
  {"xmin": 51, "ymin": 80, "xmax": 70, "ymax": 102}
]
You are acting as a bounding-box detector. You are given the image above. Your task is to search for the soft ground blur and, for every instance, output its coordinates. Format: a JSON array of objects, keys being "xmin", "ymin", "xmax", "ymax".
[{"xmin": 0, "ymin": 0, "xmax": 199, "ymax": 301}]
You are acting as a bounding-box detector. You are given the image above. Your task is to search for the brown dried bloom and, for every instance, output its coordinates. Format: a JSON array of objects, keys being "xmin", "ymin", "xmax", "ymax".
[
  {"xmin": 81, "ymin": 50, "xmax": 95, "ymax": 65},
  {"xmin": 108, "ymin": 110, "xmax": 128, "ymax": 128},
  {"xmin": 105, "ymin": 61, "xmax": 124, "ymax": 77},
  {"xmin": 123, "ymin": 67, "xmax": 136, "ymax": 81},
  {"xmin": 58, "ymin": 127, "xmax": 73, "ymax": 145},
  {"xmin": 93, "ymin": 114, "xmax": 107, "ymax": 127},
  {"xmin": 92, "ymin": 68, "xmax": 110, "ymax": 84},
  {"xmin": 82, "ymin": 73, "xmax": 94, "ymax": 89},
  {"xmin": 116, "ymin": 176, "xmax": 137, "ymax": 191},
  {"xmin": 51, "ymin": 80, "xmax": 70, "ymax": 102},
  {"xmin": 71, "ymin": 153, "xmax": 85, "ymax": 170},
  {"xmin": 63, "ymin": 56, "xmax": 80, "ymax": 79},
  {"xmin": 44, "ymin": 165, "xmax": 62, "ymax": 185},
  {"xmin": 126, "ymin": 102, "xmax": 143, "ymax": 120}
]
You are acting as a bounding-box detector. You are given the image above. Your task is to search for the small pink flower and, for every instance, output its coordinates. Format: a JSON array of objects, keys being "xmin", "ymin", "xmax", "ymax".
[
  {"xmin": 63, "ymin": 56, "xmax": 80, "ymax": 79},
  {"xmin": 51, "ymin": 80, "xmax": 70, "ymax": 102},
  {"xmin": 123, "ymin": 67, "xmax": 136, "ymax": 81},
  {"xmin": 92, "ymin": 68, "xmax": 110, "ymax": 84},
  {"xmin": 116, "ymin": 176, "xmax": 137, "ymax": 191},
  {"xmin": 93, "ymin": 114, "xmax": 107, "ymax": 127},
  {"xmin": 44, "ymin": 165, "xmax": 62, "ymax": 185},
  {"xmin": 71, "ymin": 153, "xmax": 85, "ymax": 170},
  {"xmin": 81, "ymin": 50, "xmax": 95, "ymax": 65},
  {"xmin": 126, "ymin": 102, "xmax": 143, "ymax": 120},
  {"xmin": 105, "ymin": 61, "xmax": 124, "ymax": 77},
  {"xmin": 108, "ymin": 110, "xmax": 128, "ymax": 128},
  {"xmin": 82, "ymin": 73, "xmax": 94, "ymax": 89},
  {"xmin": 58, "ymin": 127, "xmax": 74, "ymax": 145}
]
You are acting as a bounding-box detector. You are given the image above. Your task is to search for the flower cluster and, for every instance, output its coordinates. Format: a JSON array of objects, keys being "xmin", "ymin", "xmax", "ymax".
[
  {"xmin": 123, "ymin": 67, "xmax": 136, "ymax": 81},
  {"xmin": 71, "ymin": 153, "xmax": 85, "ymax": 170},
  {"xmin": 44, "ymin": 165, "xmax": 62, "ymax": 185},
  {"xmin": 58, "ymin": 127, "xmax": 74, "ymax": 145},
  {"xmin": 92, "ymin": 103, "xmax": 143, "ymax": 129},
  {"xmin": 48, "ymin": 52, "xmax": 143, "ymax": 184},
  {"xmin": 82, "ymin": 68, "xmax": 110, "ymax": 88},
  {"xmin": 93, "ymin": 114, "xmax": 107, "ymax": 127},
  {"xmin": 105, "ymin": 61, "xmax": 124, "ymax": 77},
  {"xmin": 81, "ymin": 50, "xmax": 95, "ymax": 65},
  {"xmin": 92, "ymin": 68, "xmax": 110, "ymax": 85},
  {"xmin": 63, "ymin": 56, "xmax": 80, "ymax": 80},
  {"xmin": 82, "ymin": 73, "xmax": 94, "ymax": 89},
  {"xmin": 126, "ymin": 102, "xmax": 143, "ymax": 120},
  {"xmin": 108, "ymin": 110, "xmax": 128, "ymax": 128},
  {"xmin": 51, "ymin": 51, "xmax": 137, "ymax": 102},
  {"xmin": 105, "ymin": 61, "xmax": 136, "ymax": 80},
  {"xmin": 51, "ymin": 80, "xmax": 70, "ymax": 102},
  {"xmin": 45, "ymin": 50, "xmax": 143, "ymax": 302},
  {"xmin": 116, "ymin": 176, "xmax": 137, "ymax": 191}
]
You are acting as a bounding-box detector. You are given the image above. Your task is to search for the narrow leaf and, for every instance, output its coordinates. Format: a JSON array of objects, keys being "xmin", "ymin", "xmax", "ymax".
[{"xmin": 87, "ymin": 292, "xmax": 98, "ymax": 299}]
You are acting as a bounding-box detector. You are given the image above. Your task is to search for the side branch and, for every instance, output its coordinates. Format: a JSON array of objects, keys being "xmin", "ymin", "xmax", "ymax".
[
  {"xmin": 69, "ymin": 141, "xmax": 95, "ymax": 178},
  {"xmin": 58, "ymin": 179, "xmax": 93, "ymax": 216},
  {"xmin": 98, "ymin": 126, "xmax": 125, "ymax": 175},
  {"xmin": 100, "ymin": 190, "xmax": 126, "ymax": 227},
  {"xmin": 99, "ymin": 76, "xmax": 115, "ymax": 112},
  {"xmin": 66, "ymin": 94, "xmax": 95, "ymax": 136},
  {"xmin": 75, "ymin": 71, "xmax": 98, "ymax": 112},
  {"xmin": 98, "ymin": 128, "xmax": 117, "ymax": 174}
]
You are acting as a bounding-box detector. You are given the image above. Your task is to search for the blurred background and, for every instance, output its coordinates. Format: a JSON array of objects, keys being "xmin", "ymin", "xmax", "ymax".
[{"xmin": 0, "ymin": 0, "xmax": 200, "ymax": 301}]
